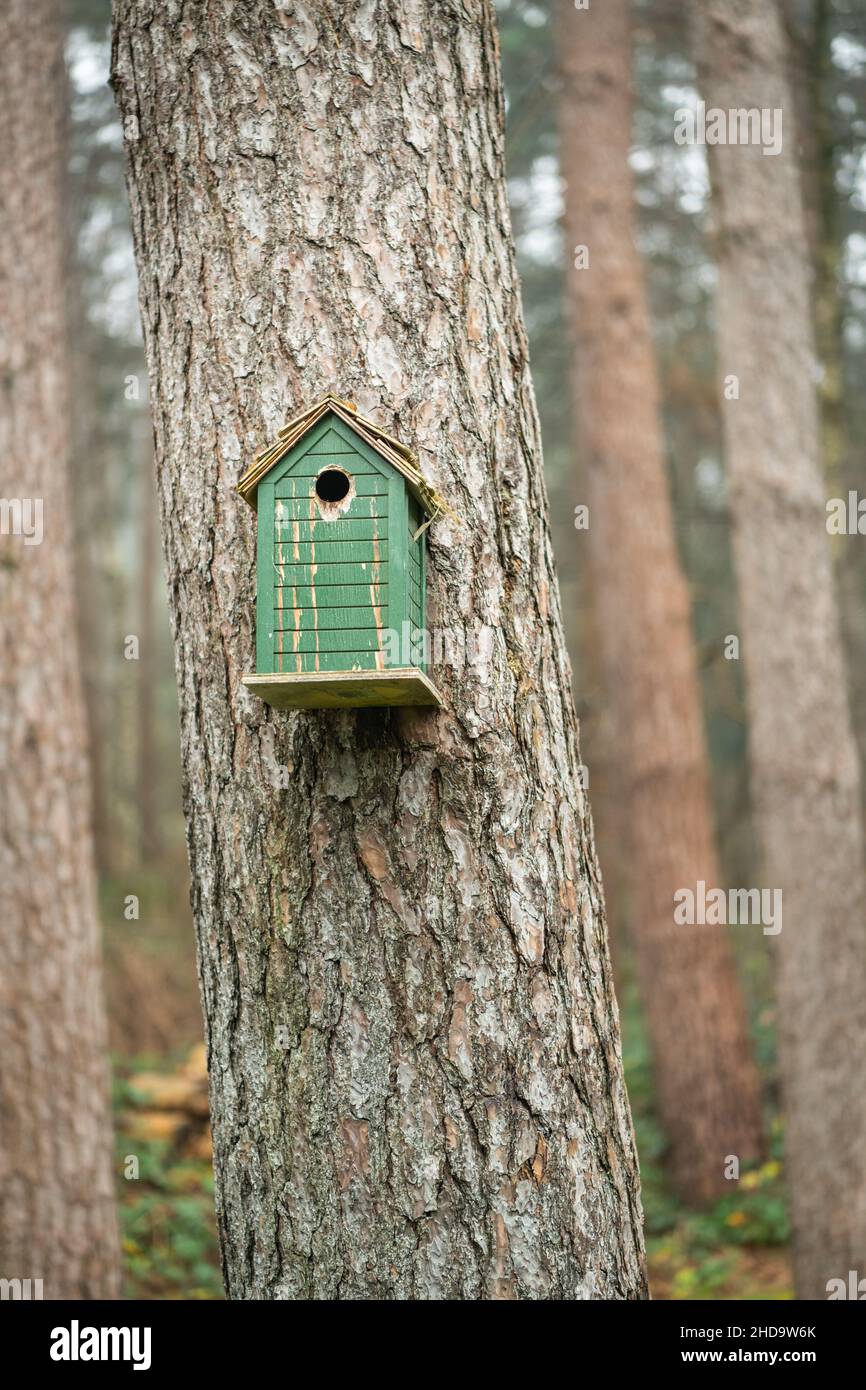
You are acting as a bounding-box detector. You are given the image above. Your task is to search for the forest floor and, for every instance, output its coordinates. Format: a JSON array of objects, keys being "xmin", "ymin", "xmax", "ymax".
[
  {"xmin": 115, "ymin": 1047, "xmax": 222, "ymax": 1299},
  {"xmin": 114, "ymin": 1045, "xmax": 794, "ymax": 1301}
]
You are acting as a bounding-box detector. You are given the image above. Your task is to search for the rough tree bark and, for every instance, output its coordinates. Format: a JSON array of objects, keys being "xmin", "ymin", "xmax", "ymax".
[
  {"xmin": 112, "ymin": 0, "xmax": 647, "ymax": 1299},
  {"xmin": 0, "ymin": 0, "xmax": 120, "ymax": 1300},
  {"xmin": 556, "ymin": 0, "xmax": 763, "ymax": 1205},
  {"xmin": 694, "ymin": 0, "xmax": 866, "ymax": 1298}
]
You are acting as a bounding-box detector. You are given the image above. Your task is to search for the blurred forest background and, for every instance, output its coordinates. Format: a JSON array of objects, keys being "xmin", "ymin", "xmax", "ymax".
[{"xmin": 63, "ymin": 0, "xmax": 866, "ymax": 1298}]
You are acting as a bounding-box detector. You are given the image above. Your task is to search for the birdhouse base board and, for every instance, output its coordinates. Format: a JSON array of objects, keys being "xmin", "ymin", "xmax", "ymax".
[{"xmin": 242, "ymin": 668, "xmax": 442, "ymax": 710}]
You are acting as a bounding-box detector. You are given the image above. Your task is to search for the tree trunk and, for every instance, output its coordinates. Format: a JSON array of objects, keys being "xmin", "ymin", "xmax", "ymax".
[
  {"xmin": 0, "ymin": 0, "xmax": 120, "ymax": 1300},
  {"xmin": 556, "ymin": 0, "xmax": 763, "ymax": 1206},
  {"xmin": 111, "ymin": 0, "xmax": 647, "ymax": 1299},
  {"xmin": 694, "ymin": 0, "xmax": 866, "ymax": 1299},
  {"xmin": 137, "ymin": 415, "xmax": 161, "ymax": 864},
  {"xmin": 785, "ymin": 0, "xmax": 866, "ymax": 810},
  {"xmin": 69, "ymin": 255, "xmax": 113, "ymax": 878}
]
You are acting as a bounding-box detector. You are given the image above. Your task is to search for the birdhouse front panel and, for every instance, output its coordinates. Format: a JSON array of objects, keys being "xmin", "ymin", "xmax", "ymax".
[
  {"xmin": 262, "ymin": 419, "xmax": 395, "ymax": 675},
  {"xmin": 239, "ymin": 395, "xmax": 442, "ymax": 709}
]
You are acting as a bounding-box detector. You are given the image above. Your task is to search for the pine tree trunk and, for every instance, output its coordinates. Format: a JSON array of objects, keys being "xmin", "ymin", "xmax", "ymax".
[
  {"xmin": 787, "ymin": 0, "xmax": 866, "ymax": 809},
  {"xmin": 69, "ymin": 264, "xmax": 113, "ymax": 878},
  {"xmin": 694, "ymin": 0, "xmax": 866, "ymax": 1298},
  {"xmin": 556, "ymin": 0, "xmax": 763, "ymax": 1206},
  {"xmin": 137, "ymin": 417, "xmax": 161, "ymax": 864},
  {"xmin": 111, "ymin": 0, "xmax": 647, "ymax": 1299},
  {"xmin": 0, "ymin": 0, "xmax": 120, "ymax": 1300}
]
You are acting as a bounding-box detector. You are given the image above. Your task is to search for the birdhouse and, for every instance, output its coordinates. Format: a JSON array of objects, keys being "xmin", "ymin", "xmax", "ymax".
[{"xmin": 237, "ymin": 393, "xmax": 444, "ymax": 710}]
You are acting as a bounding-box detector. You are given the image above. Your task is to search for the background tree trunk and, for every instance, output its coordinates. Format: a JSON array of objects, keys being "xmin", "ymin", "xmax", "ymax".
[
  {"xmin": 784, "ymin": 0, "xmax": 866, "ymax": 808},
  {"xmin": 136, "ymin": 415, "xmax": 161, "ymax": 864},
  {"xmin": 556, "ymin": 0, "xmax": 763, "ymax": 1205},
  {"xmin": 694, "ymin": 0, "xmax": 866, "ymax": 1299},
  {"xmin": 112, "ymin": 0, "xmax": 647, "ymax": 1299},
  {"xmin": 69, "ymin": 219, "xmax": 113, "ymax": 878},
  {"xmin": 0, "ymin": 0, "xmax": 120, "ymax": 1300}
]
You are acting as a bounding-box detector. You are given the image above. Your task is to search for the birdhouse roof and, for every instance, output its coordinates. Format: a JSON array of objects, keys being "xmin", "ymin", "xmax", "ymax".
[{"xmin": 237, "ymin": 392, "xmax": 446, "ymax": 521}]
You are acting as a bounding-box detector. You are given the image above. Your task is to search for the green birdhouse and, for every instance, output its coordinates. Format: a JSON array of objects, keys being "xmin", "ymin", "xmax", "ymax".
[{"xmin": 238, "ymin": 393, "xmax": 444, "ymax": 710}]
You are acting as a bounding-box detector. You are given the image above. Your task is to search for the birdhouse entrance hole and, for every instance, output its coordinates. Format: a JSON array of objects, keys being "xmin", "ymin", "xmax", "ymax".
[{"xmin": 315, "ymin": 467, "xmax": 351, "ymax": 504}]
